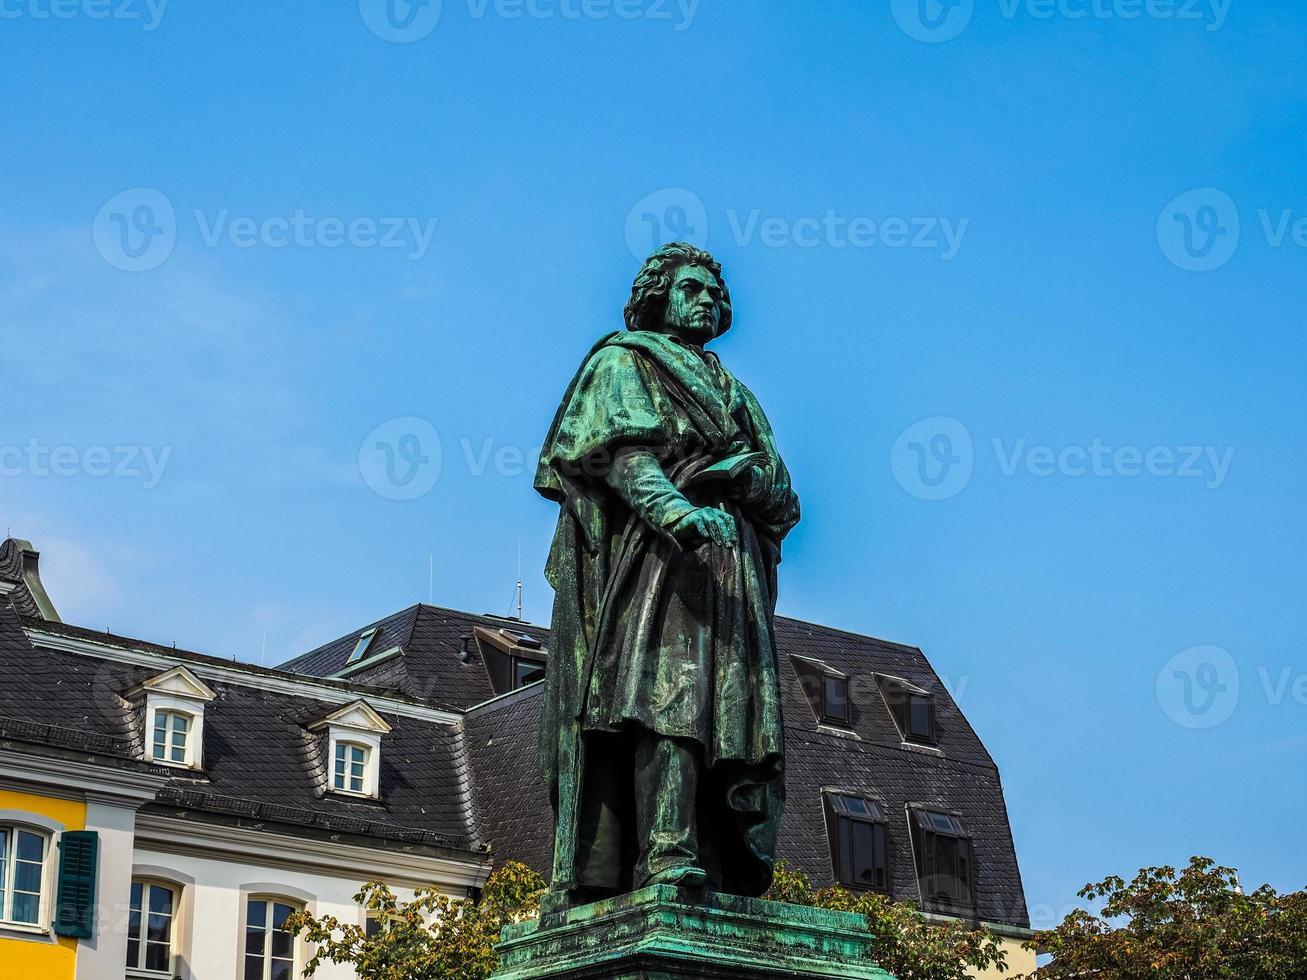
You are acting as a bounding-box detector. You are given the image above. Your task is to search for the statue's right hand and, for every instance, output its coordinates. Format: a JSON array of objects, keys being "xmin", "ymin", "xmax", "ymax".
[{"xmin": 671, "ymin": 507, "xmax": 738, "ymax": 549}]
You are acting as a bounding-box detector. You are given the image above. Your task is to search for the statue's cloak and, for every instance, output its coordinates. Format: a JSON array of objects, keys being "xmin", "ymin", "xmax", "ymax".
[{"xmin": 534, "ymin": 329, "xmax": 800, "ymax": 895}]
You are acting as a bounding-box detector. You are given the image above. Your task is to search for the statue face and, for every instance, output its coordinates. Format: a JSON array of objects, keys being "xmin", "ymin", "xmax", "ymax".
[{"xmin": 661, "ymin": 264, "xmax": 723, "ymax": 344}]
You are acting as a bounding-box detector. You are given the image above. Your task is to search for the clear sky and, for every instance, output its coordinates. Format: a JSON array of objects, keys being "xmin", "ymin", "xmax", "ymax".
[{"xmin": 3, "ymin": 0, "xmax": 1304, "ymax": 930}]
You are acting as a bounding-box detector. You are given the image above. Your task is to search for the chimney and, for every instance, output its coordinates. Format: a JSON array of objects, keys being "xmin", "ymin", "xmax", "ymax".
[{"xmin": 0, "ymin": 538, "xmax": 61, "ymax": 622}]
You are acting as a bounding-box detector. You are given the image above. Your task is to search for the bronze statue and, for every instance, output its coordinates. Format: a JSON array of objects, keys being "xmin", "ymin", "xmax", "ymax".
[{"xmin": 534, "ymin": 243, "xmax": 801, "ymax": 907}]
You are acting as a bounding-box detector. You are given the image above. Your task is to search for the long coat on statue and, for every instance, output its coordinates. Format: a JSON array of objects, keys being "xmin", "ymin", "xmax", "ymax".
[{"xmin": 534, "ymin": 328, "xmax": 800, "ymax": 897}]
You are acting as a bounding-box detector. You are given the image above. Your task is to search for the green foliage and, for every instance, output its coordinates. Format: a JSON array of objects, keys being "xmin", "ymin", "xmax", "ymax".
[
  {"xmin": 289, "ymin": 859, "xmax": 1008, "ymax": 980},
  {"xmin": 1029, "ymin": 856, "xmax": 1307, "ymax": 979},
  {"xmin": 285, "ymin": 861, "xmax": 545, "ymax": 980},
  {"xmin": 764, "ymin": 863, "xmax": 1007, "ymax": 980}
]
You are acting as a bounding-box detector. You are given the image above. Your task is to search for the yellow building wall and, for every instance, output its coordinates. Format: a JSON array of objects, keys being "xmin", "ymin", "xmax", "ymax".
[
  {"xmin": 0, "ymin": 789, "xmax": 86, "ymax": 980},
  {"xmin": 970, "ymin": 934, "xmax": 1037, "ymax": 979}
]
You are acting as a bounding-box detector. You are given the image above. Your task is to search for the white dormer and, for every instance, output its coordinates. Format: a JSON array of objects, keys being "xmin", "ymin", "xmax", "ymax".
[
  {"xmin": 309, "ymin": 700, "xmax": 391, "ymax": 799},
  {"xmin": 129, "ymin": 666, "xmax": 217, "ymax": 770}
]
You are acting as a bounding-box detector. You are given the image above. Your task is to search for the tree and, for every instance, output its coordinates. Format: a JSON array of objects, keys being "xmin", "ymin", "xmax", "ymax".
[
  {"xmin": 285, "ymin": 861, "xmax": 545, "ymax": 980},
  {"xmin": 764, "ymin": 862, "xmax": 1008, "ymax": 980},
  {"xmin": 1029, "ymin": 856, "xmax": 1307, "ymax": 979}
]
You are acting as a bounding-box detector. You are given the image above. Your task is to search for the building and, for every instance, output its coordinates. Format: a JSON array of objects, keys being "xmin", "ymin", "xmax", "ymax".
[{"xmin": 0, "ymin": 536, "xmax": 1034, "ymax": 978}]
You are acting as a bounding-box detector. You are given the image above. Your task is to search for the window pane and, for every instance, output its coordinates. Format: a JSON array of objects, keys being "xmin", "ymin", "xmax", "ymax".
[
  {"xmin": 851, "ymin": 819, "xmax": 874, "ymax": 884},
  {"xmin": 350, "ymin": 746, "xmax": 365, "ymax": 764},
  {"xmin": 272, "ymin": 926, "xmax": 294, "ymax": 958},
  {"xmin": 822, "ymin": 675, "xmax": 847, "ymax": 720},
  {"xmin": 928, "ymin": 811, "xmax": 954, "ymax": 833},
  {"xmin": 170, "ymin": 744, "xmax": 187, "ymax": 763},
  {"xmin": 244, "ymin": 955, "xmax": 264, "ymax": 980},
  {"xmin": 335, "ymin": 743, "xmax": 347, "ymax": 764},
  {"xmin": 246, "ymin": 899, "xmax": 267, "ymax": 955},
  {"xmin": 145, "ymin": 940, "xmax": 170, "ymax": 972},
  {"xmin": 836, "ymin": 794, "xmax": 869, "ymax": 817},
  {"xmin": 15, "ymin": 860, "xmax": 42, "ymax": 893},
  {"xmin": 127, "ymin": 907, "xmax": 142, "ymax": 944},
  {"xmin": 149, "ymin": 884, "xmax": 174, "ymax": 916},
  {"xmin": 130, "ymin": 880, "xmax": 143, "ymax": 913},
  {"xmin": 271, "ymin": 961, "xmax": 293, "ymax": 980},
  {"xmin": 272, "ymin": 903, "xmax": 294, "ymax": 930},
  {"xmin": 16, "ymin": 831, "xmax": 44, "ymax": 862},
  {"xmin": 147, "ymin": 912, "xmax": 171, "ymax": 943},
  {"xmin": 172, "ymin": 713, "xmax": 190, "ymax": 734},
  {"xmin": 909, "ymin": 696, "xmax": 932, "ymax": 738},
  {"xmin": 12, "ymin": 891, "xmax": 40, "ymax": 923},
  {"xmin": 126, "ymin": 939, "xmax": 140, "ymax": 968}
]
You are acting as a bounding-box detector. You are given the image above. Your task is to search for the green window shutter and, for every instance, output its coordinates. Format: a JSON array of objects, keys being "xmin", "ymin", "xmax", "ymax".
[{"xmin": 54, "ymin": 830, "xmax": 99, "ymax": 939}]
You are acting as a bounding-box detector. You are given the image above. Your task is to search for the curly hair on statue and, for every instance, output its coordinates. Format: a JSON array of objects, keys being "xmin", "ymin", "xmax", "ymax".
[{"xmin": 624, "ymin": 242, "xmax": 733, "ymax": 337}]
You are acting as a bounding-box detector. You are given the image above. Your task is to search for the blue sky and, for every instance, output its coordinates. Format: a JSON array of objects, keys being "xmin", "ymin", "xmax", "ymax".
[{"xmin": 3, "ymin": 0, "xmax": 1305, "ymax": 928}]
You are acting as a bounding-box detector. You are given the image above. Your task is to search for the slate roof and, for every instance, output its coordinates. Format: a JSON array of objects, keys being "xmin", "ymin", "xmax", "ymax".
[
  {"xmin": 279, "ymin": 604, "xmax": 549, "ymax": 710},
  {"xmin": 0, "ymin": 602, "xmax": 482, "ymax": 855}
]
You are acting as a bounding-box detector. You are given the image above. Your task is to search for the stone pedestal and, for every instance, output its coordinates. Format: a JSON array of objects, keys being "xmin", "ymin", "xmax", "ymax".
[{"xmin": 490, "ymin": 885, "xmax": 895, "ymax": 980}]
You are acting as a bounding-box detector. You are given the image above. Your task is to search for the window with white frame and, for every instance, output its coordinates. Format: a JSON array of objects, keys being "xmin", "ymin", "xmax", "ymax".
[
  {"xmin": 0, "ymin": 825, "xmax": 49, "ymax": 926},
  {"xmin": 127, "ymin": 879, "xmax": 178, "ymax": 975},
  {"xmin": 332, "ymin": 740, "xmax": 370, "ymax": 795},
  {"xmin": 244, "ymin": 897, "xmax": 299, "ymax": 980},
  {"xmin": 151, "ymin": 710, "xmax": 193, "ymax": 765}
]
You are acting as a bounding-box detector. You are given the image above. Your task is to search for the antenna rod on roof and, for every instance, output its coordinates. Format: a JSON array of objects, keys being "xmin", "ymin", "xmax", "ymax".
[{"xmin": 516, "ymin": 541, "xmax": 523, "ymax": 621}]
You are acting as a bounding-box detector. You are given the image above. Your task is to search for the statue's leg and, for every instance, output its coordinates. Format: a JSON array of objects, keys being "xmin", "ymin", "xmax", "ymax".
[{"xmin": 635, "ymin": 734, "xmax": 707, "ymax": 889}]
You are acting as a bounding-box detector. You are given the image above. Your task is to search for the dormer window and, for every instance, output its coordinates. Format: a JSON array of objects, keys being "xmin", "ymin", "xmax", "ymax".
[
  {"xmin": 346, "ymin": 627, "xmax": 380, "ymax": 666},
  {"xmin": 877, "ymin": 675, "xmax": 937, "ymax": 745},
  {"xmin": 128, "ymin": 666, "xmax": 216, "ymax": 770},
  {"xmin": 823, "ymin": 792, "xmax": 889, "ymax": 892},
  {"xmin": 790, "ymin": 656, "xmax": 853, "ymax": 728},
  {"xmin": 310, "ymin": 700, "xmax": 391, "ymax": 800},
  {"xmin": 473, "ymin": 627, "xmax": 547, "ymax": 696},
  {"xmin": 910, "ymin": 809, "xmax": 974, "ymax": 910}
]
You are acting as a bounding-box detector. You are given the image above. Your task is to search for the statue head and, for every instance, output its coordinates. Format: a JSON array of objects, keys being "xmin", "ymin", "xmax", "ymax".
[{"xmin": 624, "ymin": 243, "xmax": 733, "ymax": 344}]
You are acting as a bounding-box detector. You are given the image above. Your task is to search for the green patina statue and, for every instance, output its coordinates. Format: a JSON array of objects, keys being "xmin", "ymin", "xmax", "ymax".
[{"xmin": 534, "ymin": 243, "xmax": 801, "ymax": 908}]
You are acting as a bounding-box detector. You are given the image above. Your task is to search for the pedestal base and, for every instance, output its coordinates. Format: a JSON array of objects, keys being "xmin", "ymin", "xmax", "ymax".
[{"xmin": 491, "ymin": 885, "xmax": 895, "ymax": 980}]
